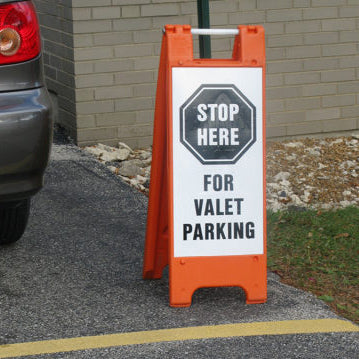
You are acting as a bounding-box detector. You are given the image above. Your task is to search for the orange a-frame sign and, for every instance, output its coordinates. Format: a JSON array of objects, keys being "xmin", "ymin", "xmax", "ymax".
[{"xmin": 143, "ymin": 25, "xmax": 267, "ymax": 307}]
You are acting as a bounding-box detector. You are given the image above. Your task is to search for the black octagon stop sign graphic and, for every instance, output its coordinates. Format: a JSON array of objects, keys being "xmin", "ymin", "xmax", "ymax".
[{"xmin": 180, "ymin": 84, "xmax": 256, "ymax": 165}]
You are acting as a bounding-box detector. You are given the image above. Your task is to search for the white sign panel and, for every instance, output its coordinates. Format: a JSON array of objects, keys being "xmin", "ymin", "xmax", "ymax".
[{"xmin": 172, "ymin": 67, "xmax": 263, "ymax": 258}]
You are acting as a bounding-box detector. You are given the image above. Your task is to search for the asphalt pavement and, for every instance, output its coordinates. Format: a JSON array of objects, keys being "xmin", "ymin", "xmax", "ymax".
[{"xmin": 0, "ymin": 133, "xmax": 358, "ymax": 358}]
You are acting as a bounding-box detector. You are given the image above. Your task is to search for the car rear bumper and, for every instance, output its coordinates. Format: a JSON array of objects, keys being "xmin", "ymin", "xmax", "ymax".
[{"xmin": 0, "ymin": 87, "xmax": 53, "ymax": 202}]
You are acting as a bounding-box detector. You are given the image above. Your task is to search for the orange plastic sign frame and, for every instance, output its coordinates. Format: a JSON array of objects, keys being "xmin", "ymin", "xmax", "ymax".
[{"xmin": 143, "ymin": 25, "xmax": 267, "ymax": 307}]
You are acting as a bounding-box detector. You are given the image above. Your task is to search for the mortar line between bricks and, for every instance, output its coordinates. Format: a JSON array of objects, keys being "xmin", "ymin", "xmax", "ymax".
[{"xmin": 0, "ymin": 319, "xmax": 357, "ymax": 358}]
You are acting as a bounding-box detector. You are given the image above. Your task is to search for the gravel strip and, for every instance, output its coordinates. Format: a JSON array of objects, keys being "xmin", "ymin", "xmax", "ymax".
[
  {"xmin": 267, "ymin": 135, "xmax": 359, "ymax": 211},
  {"xmin": 83, "ymin": 135, "xmax": 359, "ymax": 212}
]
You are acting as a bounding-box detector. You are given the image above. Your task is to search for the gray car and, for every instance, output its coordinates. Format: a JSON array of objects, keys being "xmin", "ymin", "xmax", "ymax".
[{"xmin": 0, "ymin": 0, "xmax": 52, "ymax": 244}]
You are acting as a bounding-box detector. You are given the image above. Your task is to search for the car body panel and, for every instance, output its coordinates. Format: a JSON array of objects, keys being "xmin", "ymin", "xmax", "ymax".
[
  {"xmin": 0, "ymin": 0, "xmax": 53, "ymax": 203},
  {"xmin": 0, "ymin": 55, "xmax": 43, "ymax": 92},
  {"xmin": 0, "ymin": 87, "xmax": 53, "ymax": 201},
  {"xmin": 0, "ymin": 0, "xmax": 53, "ymax": 246}
]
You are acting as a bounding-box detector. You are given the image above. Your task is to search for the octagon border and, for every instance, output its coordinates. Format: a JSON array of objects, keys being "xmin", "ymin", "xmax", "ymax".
[{"xmin": 179, "ymin": 84, "xmax": 257, "ymax": 165}]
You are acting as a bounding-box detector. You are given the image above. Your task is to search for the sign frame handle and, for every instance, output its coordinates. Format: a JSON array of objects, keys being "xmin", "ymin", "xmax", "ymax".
[{"xmin": 191, "ymin": 28, "xmax": 240, "ymax": 36}]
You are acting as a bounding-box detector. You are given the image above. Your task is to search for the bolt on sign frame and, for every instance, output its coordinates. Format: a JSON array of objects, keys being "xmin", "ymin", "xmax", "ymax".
[{"xmin": 143, "ymin": 25, "xmax": 266, "ymax": 307}]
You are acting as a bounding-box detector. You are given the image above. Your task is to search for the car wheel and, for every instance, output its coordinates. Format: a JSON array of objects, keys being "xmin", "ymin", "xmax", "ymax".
[{"xmin": 0, "ymin": 199, "xmax": 31, "ymax": 245}]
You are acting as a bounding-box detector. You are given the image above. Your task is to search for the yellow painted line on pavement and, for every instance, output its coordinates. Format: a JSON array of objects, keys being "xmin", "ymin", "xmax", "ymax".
[{"xmin": 0, "ymin": 319, "xmax": 357, "ymax": 358}]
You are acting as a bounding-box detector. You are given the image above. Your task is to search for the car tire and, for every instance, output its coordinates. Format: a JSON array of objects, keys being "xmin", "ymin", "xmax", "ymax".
[{"xmin": 0, "ymin": 199, "xmax": 31, "ymax": 245}]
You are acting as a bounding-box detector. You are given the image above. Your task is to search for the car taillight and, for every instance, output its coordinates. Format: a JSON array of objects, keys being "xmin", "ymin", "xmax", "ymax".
[{"xmin": 0, "ymin": 1, "xmax": 41, "ymax": 65}]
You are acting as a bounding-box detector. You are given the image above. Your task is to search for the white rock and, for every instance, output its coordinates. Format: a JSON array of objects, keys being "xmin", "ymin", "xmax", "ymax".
[
  {"xmin": 318, "ymin": 163, "xmax": 327, "ymax": 170},
  {"xmin": 100, "ymin": 152, "xmax": 116, "ymax": 162},
  {"xmin": 118, "ymin": 142, "xmax": 133, "ymax": 152},
  {"xmin": 84, "ymin": 144, "xmax": 130, "ymax": 162},
  {"xmin": 108, "ymin": 166, "xmax": 118, "ymax": 173},
  {"xmin": 118, "ymin": 161, "xmax": 144, "ymax": 177},
  {"xmin": 139, "ymin": 151, "xmax": 152, "ymax": 160},
  {"xmin": 340, "ymin": 160, "xmax": 356, "ymax": 169},
  {"xmin": 302, "ymin": 190, "xmax": 311, "ymax": 203},
  {"xmin": 343, "ymin": 190, "xmax": 351, "ymax": 196},
  {"xmin": 329, "ymin": 138, "xmax": 343, "ymax": 145},
  {"xmin": 83, "ymin": 146, "xmax": 103, "ymax": 157},
  {"xmin": 284, "ymin": 142, "xmax": 303, "ymax": 148},
  {"xmin": 97, "ymin": 143, "xmax": 114, "ymax": 152},
  {"xmin": 279, "ymin": 180, "xmax": 291, "ymax": 187},
  {"xmin": 290, "ymin": 194, "xmax": 304, "ymax": 206},
  {"xmin": 108, "ymin": 150, "xmax": 130, "ymax": 162},
  {"xmin": 130, "ymin": 178, "xmax": 140, "ymax": 187},
  {"xmin": 117, "ymin": 149, "xmax": 131, "ymax": 161},
  {"xmin": 266, "ymin": 192, "xmax": 275, "ymax": 199},
  {"xmin": 274, "ymin": 171, "xmax": 290, "ymax": 181},
  {"xmin": 136, "ymin": 175, "xmax": 147, "ymax": 184},
  {"xmin": 347, "ymin": 160, "xmax": 357, "ymax": 168},
  {"xmin": 306, "ymin": 148, "xmax": 320, "ymax": 156},
  {"xmin": 347, "ymin": 139, "xmax": 358, "ymax": 146},
  {"xmin": 267, "ymin": 182, "xmax": 281, "ymax": 190},
  {"xmin": 268, "ymin": 201, "xmax": 284, "ymax": 212},
  {"xmin": 141, "ymin": 157, "xmax": 152, "ymax": 166},
  {"xmin": 321, "ymin": 203, "xmax": 333, "ymax": 210},
  {"xmin": 119, "ymin": 175, "xmax": 131, "ymax": 183},
  {"xmin": 126, "ymin": 159, "xmax": 147, "ymax": 168}
]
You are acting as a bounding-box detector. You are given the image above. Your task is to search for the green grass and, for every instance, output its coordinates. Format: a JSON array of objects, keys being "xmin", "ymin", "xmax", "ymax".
[{"xmin": 267, "ymin": 206, "xmax": 359, "ymax": 324}]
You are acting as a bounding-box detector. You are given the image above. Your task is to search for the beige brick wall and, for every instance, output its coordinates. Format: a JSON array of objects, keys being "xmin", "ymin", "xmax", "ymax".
[
  {"xmin": 35, "ymin": 0, "xmax": 359, "ymax": 147},
  {"xmin": 264, "ymin": 0, "xmax": 359, "ymax": 139},
  {"xmin": 71, "ymin": 0, "xmax": 199, "ymax": 147}
]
